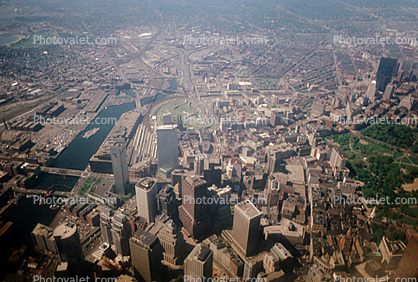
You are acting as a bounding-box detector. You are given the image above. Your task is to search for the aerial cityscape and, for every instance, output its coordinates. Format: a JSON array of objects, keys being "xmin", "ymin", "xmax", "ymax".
[{"xmin": 0, "ymin": 0, "xmax": 417, "ymax": 281}]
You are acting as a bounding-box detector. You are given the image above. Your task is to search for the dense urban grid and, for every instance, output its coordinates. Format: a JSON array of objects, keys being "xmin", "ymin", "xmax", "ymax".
[{"xmin": 0, "ymin": 0, "xmax": 417, "ymax": 281}]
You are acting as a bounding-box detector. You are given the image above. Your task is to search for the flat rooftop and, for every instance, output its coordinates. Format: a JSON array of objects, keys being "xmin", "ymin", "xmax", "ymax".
[
  {"xmin": 53, "ymin": 222, "xmax": 77, "ymax": 239},
  {"xmin": 236, "ymin": 200, "xmax": 262, "ymax": 219},
  {"xmin": 132, "ymin": 229, "xmax": 158, "ymax": 247},
  {"xmin": 32, "ymin": 223, "xmax": 53, "ymax": 237},
  {"xmin": 157, "ymin": 124, "xmax": 177, "ymax": 130},
  {"xmin": 136, "ymin": 177, "xmax": 156, "ymax": 190}
]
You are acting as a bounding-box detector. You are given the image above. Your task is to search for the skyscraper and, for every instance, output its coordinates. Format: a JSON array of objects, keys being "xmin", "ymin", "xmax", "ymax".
[
  {"xmin": 366, "ymin": 81, "xmax": 377, "ymax": 100},
  {"xmin": 110, "ymin": 140, "xmax": 129, "ymax": 196},
  {"xmin": 100, "ymin": 208, "xmax": 131, "ymax": 256},
  {"xmin": 330, "ymin": 147, "xmax": 347, "ymax": 169},
  {"xmin": 53, "ymin": 222, "xmax": 85, "ymax": 274},
  {"xmin": 157, "ymin": 219, "xmax": 185, "ymax": 268},
  {"xmin": 376, "ymin": 57, "xmax": 398, "ymax": 92},
  {"xmin": 157, "ymin": 184, "xmax": 179, "ymax": 220},
  {"xmin": 383, "ymin": 83, "xmax": 395, "ymax": 99},
  {"xmin": 156, "ymin": 124, "xmax": 179, "ymax": 176},
  {"xmin": 184, "ymin": 243, "xmax": 213, "ymax": 280},
  {"xmin": 232, "ymin": 200, "xmax": 262, "ymax": 257},
  {"xmin": 135, "ymin": 177, "xmax": 158, "ymax": 224},
  {"xmin": 31, "ymin": 223, "xmax": 56, "ymax": 253},
  {"xmin": 110, "ymin": 212, "xmax": 131, "ymax": 256},
  {"xmin": 129, "ymin": 229, "xmax": 163, "ymax": 282},
  {"xmin": 100, "ymin": 206, "xmax": 113, "ymax": 245},
  {"xmin": 178, "ymin": 175, "xmax": 211, "ymax": 240}
]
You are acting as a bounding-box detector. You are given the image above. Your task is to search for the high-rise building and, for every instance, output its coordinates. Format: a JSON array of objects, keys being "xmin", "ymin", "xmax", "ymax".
[
  {"xmin": 129, "ymin": 229, "xmax": 163, "ymax": 282},
  {"xmin": 232, "ymin": 200, "xmax": 262, "ymax": 257},
  {"xmin": 31, "ymin": 223, "xmax": 56, "ymax": 253},
  {"xmin": 203, "ymin": 165, "xmax": 222, "ymax": 187},
  {"xmin": 270, "ymin": 111, "xmax": 282, "ymax": 126},
  {"xmin": 157, "ymin": 219, "xmax": 185, "ymax": 268},
  {"xmin": 110, "ymin": 140, "xmax": 129, "ymax": 196},
  {"xmin": 111, "ymin": 212, "xmax": 131, "ymax": 256},
  {"xmin": 376, "ymin": 57, "xmax": 398, "ymax": 92},
  {"xmin": 171, "ymin": 169, "xmax": 185, "ymax": 187},
  {"xmin": 100, "ymin": 208, "xmax": 131, "ymax": 256},
  {"xmin": 135, "ymin": 178, "xmax": 158, "ymax": 224},
  {"xmin": 157, "ymin": 184, "xmax": 179, "ymax": 220},
  {"xmin": 366, "ymin": 81, "xmax": 377, "ymax": 101},
  {"xmin": 194, "ymin": 156, "xmax": 205, "ymax": 176},
  {"xmin": 383, "ymin": 83, "xmax": 395, "ymax": 99},
  {"xmin": 263, "ymin": 243, "xmax": 293, "ymax": 274},
  {"xmin": 157, "ymin": 124, "xmax": 179, "ymax": 176},
  {"xmin": 53, "ymin": 222, "xmax": 85, "ymax": 274},
  {"xmin": 100, "ymin": 207, "xmax": 113, "ymax": 245},
  {"xmin": 378, "ymin": 236, "xmax": 406, "ymax": 270},
  {"xmin": 184, "ymin": 243, "xmax": 213, "ymax": 280},
  {"xmin": 178, "ymin": 176, "xmax": 211, "ymax": 240},
  {"xmin": 330, "ymin": 147, "xmax": 347, "ymax": 169},
  {"xmin": 207, "ymin": 185, "xmax": 233, "ymax": 234}
]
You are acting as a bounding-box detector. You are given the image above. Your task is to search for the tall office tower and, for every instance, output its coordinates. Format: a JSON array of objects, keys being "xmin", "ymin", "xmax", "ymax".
[
  {"xmin": 232, "ymin": 200, "xmax": 262, "ymax": 257},
  {"xmin": 111, "ymin": 212, "xmax": 131, "ymax": 256},
  {"xmin": 266, "ymin": 152, "xmax": 277, "ymax": 175},
  {"xmin": 366, "ymin": 81, "xmax": 377, "ymax": 101},
  {"xmin": 266, "ymin": 178, "xmax": 280, "ymax": 208},
  {"xmin": 53, "ymin": 222, "xmax": 85, "ymax": 274},
  {"xmin": 135, "ymin": 178, "xmax": 158, "ymax": 224},
  {"xmin": 110, "ymin": 140, "xmax": 129, "ymax": 196},
  {"xmin": 376, "ymin": 57, "xmax": 398, "ymax": 92},
  {"xmin": 203, "ymin": 159, "xmax": 222, "ymax": 187},
  {"xmin": 330, "ymin": 147, "xmax": 347, "ymax": 169},
  {"xmin": 171, "ymin": 168, "xmax": 186, "ymax": 198},
  {"xmin": 100, "ymin": 207, "xmax": 114, "ymax": 245},
  {"xmin": 270, "ymin": 111, "xmax": 282, "ymax": 126},
  {"xmin": 157, "ymin": 184, "xmax": 179, "ymax": 220},
  {"xmin": 194, "ymin": 156, "xmax": 205, "ymax": 176},
  {"xmin": 156, "ymin": 124, "xmax": 179, "ymax": 176},
  {"xmin": 157, "ymin": 219, "xmax": 185, "ymax": 268},
  {"xmin": 383, "ymin": 83, "xmax": 395, "ymax": 99},
  {"xmin": 178, "ymin": 176, "xmax": 211, "ymax": 240},
  {"xmin": 184, "ymin": 244, "xmax": 213, "ymax": 280},
  {"xmin": 171, "ymin": 169, "xmax": 185, "ymax": 187},
  {"xmin": 129, "ymin": 229, "xmax": 163, "ymax": 282},
  {"xmin": 207, "ymin": 185, "xmax": 233, "ymax": 234},
  {"xmin": 31, "ymin": 223, "xmax": 56, "ymax": 253}
]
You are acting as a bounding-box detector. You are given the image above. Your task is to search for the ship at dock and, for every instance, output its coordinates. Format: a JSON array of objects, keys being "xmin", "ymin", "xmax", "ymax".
[{"xmin": 82, "ymin": 127, "xmax": 100, "ymax": 139}]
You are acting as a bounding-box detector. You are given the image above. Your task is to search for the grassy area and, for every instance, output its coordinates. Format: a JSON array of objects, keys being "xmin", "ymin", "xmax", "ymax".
[
  {"xmin": 85, "ymin": 177, "xmax": 96, "ymax": 184},
  {"xmin": 78, "ymin": 183, "xmax": 91, "ymax": 195},
  {"xmin": 11, "ymin": 31, "xmax": 55, "ymax": 48},
  {"xmin": 116, "ymin": 89, "xmax": 136, "ymax": 98},
  {"xmin": 153, "ymin": 105, "xmax": 163, "ymax": 116},
  {"xmin": 252, "ymin": 78, "xmax": 281, "ymax": 90},
  {"xmin": 329, "ymin": 125, "xmax": 418, "ymax": 227}
]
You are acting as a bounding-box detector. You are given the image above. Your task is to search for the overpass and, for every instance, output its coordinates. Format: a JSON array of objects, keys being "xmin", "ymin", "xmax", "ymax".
[{"xmin": 41, "ymin": 167, "xmax": 84, "ymax": 177}]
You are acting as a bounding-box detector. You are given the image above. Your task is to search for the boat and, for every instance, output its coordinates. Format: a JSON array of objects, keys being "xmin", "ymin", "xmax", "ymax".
[
  {"xmin": 49, "ymin": 205, "xmax": 59, "ymax": 210},
  {"xmin": 82, "ymin": 127, "xmax": 100, "ymax": 139}
]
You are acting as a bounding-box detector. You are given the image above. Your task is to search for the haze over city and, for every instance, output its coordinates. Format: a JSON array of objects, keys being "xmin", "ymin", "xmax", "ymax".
[{"xmin": 0, "ymin": 0, "xmax": 417, "ymax": 281}]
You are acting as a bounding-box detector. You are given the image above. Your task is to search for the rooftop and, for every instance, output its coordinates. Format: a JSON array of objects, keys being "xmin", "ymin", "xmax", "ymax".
[
  {"xmin": 236, "ymin": 200, "xmax": 262, "ymax": 219},
  {"xmin": 53, "ymin": 222, "xmax": 77, "ymax": 239}
]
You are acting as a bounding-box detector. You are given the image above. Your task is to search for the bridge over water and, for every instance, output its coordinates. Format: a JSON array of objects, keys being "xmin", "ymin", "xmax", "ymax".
[{"xmin": 41, "ymin": 167, "xmax": 84, "ymax": 177}]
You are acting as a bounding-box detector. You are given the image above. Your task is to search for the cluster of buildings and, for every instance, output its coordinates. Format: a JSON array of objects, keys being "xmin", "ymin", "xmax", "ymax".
[{"xmin": 1, "ymin": 7, "xmax": 417, "ymax": 280}]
